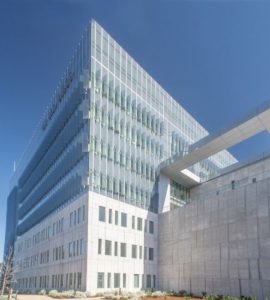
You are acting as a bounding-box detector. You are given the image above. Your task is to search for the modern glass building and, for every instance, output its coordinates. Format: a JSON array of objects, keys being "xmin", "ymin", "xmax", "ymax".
[{"xmin": 4, "ymin": 20, "xmax": 236, "ymax": 293}]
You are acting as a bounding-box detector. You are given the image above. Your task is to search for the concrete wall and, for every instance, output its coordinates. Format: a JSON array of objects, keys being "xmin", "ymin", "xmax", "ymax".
[{"xmin": 158, "ymin": 160, "xmax": 270, "ymax": 299}]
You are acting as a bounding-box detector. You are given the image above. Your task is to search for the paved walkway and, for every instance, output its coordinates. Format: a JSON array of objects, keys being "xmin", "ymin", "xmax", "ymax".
[
  {"xmin": 17, "ymin": 296, "xmax": 52, "ymax": 300},
  {"xmin": 17, "ymin": 295, "xmax": 101, "ymax": 300}
]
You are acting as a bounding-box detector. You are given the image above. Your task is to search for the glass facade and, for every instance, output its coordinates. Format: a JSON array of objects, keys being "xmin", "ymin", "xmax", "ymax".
[
  {"xmin": 89, "ymin": 21, "xmax": 236, "ymax": 213},
  {"xmin": 170, "ymin": 180, "xmax": 190, "ymax": 208},
  {"xmin": 5, "ymin": 20, "xmax": 236, "ymax": 253}
]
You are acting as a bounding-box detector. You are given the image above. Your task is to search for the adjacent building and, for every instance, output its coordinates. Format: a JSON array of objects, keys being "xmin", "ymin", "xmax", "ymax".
[{"xmin": 6, "ymin": 20, "xmax": 269, "ymax": 298}]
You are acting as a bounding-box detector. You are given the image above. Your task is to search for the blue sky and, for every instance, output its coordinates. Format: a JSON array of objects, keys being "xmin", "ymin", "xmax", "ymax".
[{"xmin": 1, "ymin": 0, "xmax": 270, "ymax": 259}]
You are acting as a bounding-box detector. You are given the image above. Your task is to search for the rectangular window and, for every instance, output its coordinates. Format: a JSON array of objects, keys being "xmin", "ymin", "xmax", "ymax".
[
  {"xmin": 134, "ymin": 274, "xmax": 139, "ymax": 288},
  {"xmin": 98, "ymin": 239, "xmax": 102, "ymax": 254},
  {"xmin": 114, "ymin": 273, "xmax": 120, "ymax": 288},
  {"xmin": 82, "ymin": 205, "xmax": 86, "ymax": 221},
  {"xmin": 114, "ymin": 241, "xmax": 118, "ymax": 256},
  {"xmin": 76, "ymin": 240, "xmax": 79, "ymax": 256},
  {"xmin": 149, "ymin": 248, "xmax": 154, "ymax": 261},
  {"xmin": 97, "ymin": 272, "xmax": 104, "ymax": 288},
  {"xmin": 149, "ymin": 221, "xmax": 154, "ymax": 234},
  {"xmin": 99, "ymin": 206, "xmax": 106, "ymax": 222},
  {"xmin": 69, "ymin": 273, "xmax": 73, "ymax": 288},
  {"xmin": 120, "ymin": 243, "xmax": 126, "ymax": 257},
  {"xmin": 69, "ymin": 242, "xmax": 72, "ymax": 257},
  {"xmin": 146, "ymin": 274, "xmax": 151, "ymax": 288},
  {"xmin": 107, "ymin": 273, "xmax": 111, "ymax": 288},
  {"xmin": 74, "ymin": 273, "xmax": 77, "ymax": 289},
  {"xmin": 73, "ymin": 241, "xmax": 76, "ymax": 256},
  {"xmin": 115, "ymin": 210, "xmax": 119, "ymax": 225},
  {"xmin": 74, "ymin": 210, "xmax": 77, "ymax": 226},
  {"xmin": 78, "ymin": 207, "xmax": 81, "ymax": 224},
  {"xmin": 109, "ymin": 209, "xmax": 112, "ymax": 224},
  {"xmin": 144, "ymin": 219, "xmax": 147, "ymax": 232},
  {"xmin": 80, "ymin": 239, "xmax": 84, "ymax": 255},
  {"xmin": 139, "ymin": 246, "xmax": 142, "ymax": 259},
  {"xmin": 137, "ymin": 217, "xmax": 142, "ymax": 231},
  {"xmin": 77, "ymin": 272, "xmax": 82, "ymax": 289},
  {"xmin": 69, "ymin": 212, "xmax": 73, "ymax": 227},
  {"xmin": 153, "ymin": 275, "xmax": 156, "ymax": 288},
  {"xmin": 105, "ymin": 240, "xmax": 112, "ymax": 255},
  {"xmin": 132, "ymin": 245, "xmax": 137, "ymax": 258},
  {"xmin": 132, "ymin": 216, "xmax": 135, "ymax": 229},
  {"xmin": 144, "ymin": 246, "xmax": 147, "ymax": 260},
  {"xmin": 121, "ymin": 212, "xmax": 127, "ymax": 227},
  {"xmin": 123, "ymin": 273, "xmax": 126, "ymax": 288}
]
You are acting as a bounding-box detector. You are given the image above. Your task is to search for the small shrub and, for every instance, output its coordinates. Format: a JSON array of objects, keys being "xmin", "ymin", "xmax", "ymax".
[
  {"xmin": 152, "ymin": 291, "xmax": 165, "ymax": 297},
  {"xmin": 39, "ymin": 289, "xmax": 47, "ymax": 295},
  {"xmin": 48, "ymin": 290, "xmax": 59, "ymax": 297},
  {"xmin": 47, "ymin": 290, "xmax": 76, "ymax": 298},
  {"xmin": 85, "ymin": 291, "xmax": 93, "ymax": 297},
  {"xmin": 179, "ymin": 290, "xmax": 188, "ymax": 297},
  {"xmin": 104, "ymin": 291, "xmax": 115, "ymax": 299},
  {"xmin": 204, "ymin": 295, "xmax": 218, "ymax": 300},
  {"xmin": 202, "ymin": 292, "xmax": 207, "ymax": 298},
  {"xmin": 75, "ymin": 291, "xmax": 87, "ymax": 298},
  {"xmin": 130, "ymin": 292, "xmax": 144, "ymax": 300}
]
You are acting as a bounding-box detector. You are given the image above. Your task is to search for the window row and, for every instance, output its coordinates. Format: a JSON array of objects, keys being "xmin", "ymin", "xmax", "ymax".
[
  {"xmin": 40, "ymin": 250, "xmax": 50, "ymax": 264},
  {"xmin": 69, "ymin": 205, "xmax": 86, "ymax": 227},
  {"xmin": 52, "ymin": 272, "xmax": 82, "ymax": 290},
  {"xmin": 18, "ymin": 216, "xmax": 65, "ymax": 253},
  {"xmin": 90, "ymin": 136, "xmax": 163, "ymax": 165},
  {"xmin": 18, "ymin": 254, "xmax": 39, "ymax": 270},
  {"xmin": 171, "ymin": 132, "xmax": 189, "ymax": 156},
  {"xmin": 98, "ymin": 206, "xmax": 155, "ymax": 234},
  {"xmin": 97, "ymin": 272, "xmax": 156, "ymax": 289},
  {"xmin": 98, "ymin": 206, "xmax": 127, "ymax": 227},
  {"xmin": 68, "ymin": 239, "xmax": 85, "ymax": 257},
  {"xmin": 18, "ymin": 240, "xmax": 85, "ymax": 271},
  {"xmin": 93, "ymin": 74, "xmax": 165, "ymax": 136},
  {"xmin": 131, "ymin": 216, "xmax": 154, "ymax": 234},
  {"xmin": 97, "ymin": 272, "xmax": 126, "ymax": 289},
  {"xmin": 16, "ymin": 272, "xmax": 82, "ymax": 290},
  {"xmin": 52, "ymin": 217, "xmax": 64, "ymax": 236},
  {"xmin": 93, "ymin": 105, "xmax": 164, "ymax": 147},
  {"xmin": 98, "ymin": 238, "xmax": 154, "ymax": 261},
  {"xmin": 53, "ymin": 245, "xmax": 65, "ymax": 261},
  {"xmin": 17, "ymin": 275, "xmax": 49, "ymax": 290},
  {"xmin": 94, "ymin": 176, "xmax": 154, "ymax": 204},
  {"xmin": 170, "ymin": 180, "xmax": 190, "ymax": 204}
]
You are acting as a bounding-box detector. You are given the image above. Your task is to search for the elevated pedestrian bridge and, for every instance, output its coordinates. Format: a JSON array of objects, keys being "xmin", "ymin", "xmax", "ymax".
[{"xmin": 160, "ymin": 99, "xmax": 270, "ymax": 187}]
